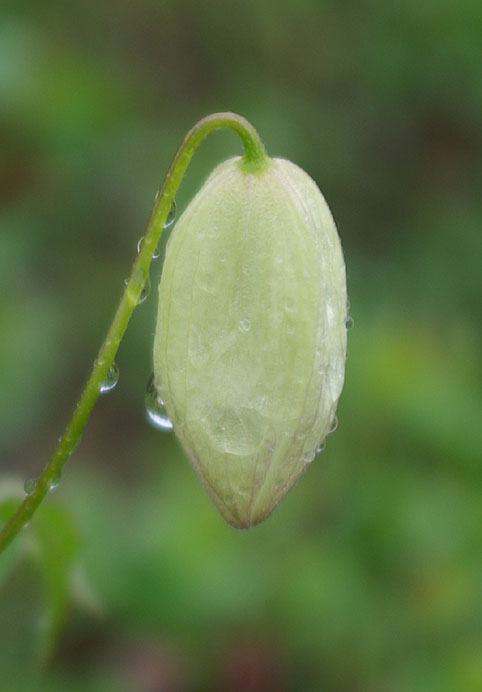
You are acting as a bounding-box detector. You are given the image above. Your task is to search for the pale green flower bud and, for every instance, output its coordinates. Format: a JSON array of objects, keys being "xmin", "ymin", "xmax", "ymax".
[{"xmin": 153, "ymin": 155, "xmax": 347, "ymax": 527}]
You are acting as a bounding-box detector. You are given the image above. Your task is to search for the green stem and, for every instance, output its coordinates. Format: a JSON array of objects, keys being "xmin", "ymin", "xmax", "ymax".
[{"xmin": 0, "ymin": 112, "xmax": 268, "ymax": 556}]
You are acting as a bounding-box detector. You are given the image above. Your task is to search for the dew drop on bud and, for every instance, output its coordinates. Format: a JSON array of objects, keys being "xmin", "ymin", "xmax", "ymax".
[
  {"xmin": 145, "ymin": 375, "xmax": 173, "ymax": 431},
  {"xmin": 238, "ymin": 318, "xmax": 251, "ymax": 333},
  {"xmin": 345, "ymin": 315, "xmax": 354, "ymax": 331},
  {"xmin": 316, "ymin": 443, "xmax": 326, "ymax": 454},
  {"xmin": 100, "ymin": 363, "xmax": 119, "ymax": 394},
  {"xmin": 329, "ymin": 415, "xmax": 338, "ymax": 433},
  {"xmin": 303, "ymin": 450, "xmax": 316, "ymax": 463}
]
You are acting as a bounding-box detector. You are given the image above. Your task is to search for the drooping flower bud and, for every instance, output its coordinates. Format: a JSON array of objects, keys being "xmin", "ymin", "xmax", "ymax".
[{"xmin": 153, "ymin": 155, "xmax": 347, "ymax": 527}]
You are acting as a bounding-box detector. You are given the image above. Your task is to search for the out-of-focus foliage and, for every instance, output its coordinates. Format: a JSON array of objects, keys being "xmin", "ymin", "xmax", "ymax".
[{"xmin": 0, "ymin": 1, "xmax": 480, "ymax": 690}]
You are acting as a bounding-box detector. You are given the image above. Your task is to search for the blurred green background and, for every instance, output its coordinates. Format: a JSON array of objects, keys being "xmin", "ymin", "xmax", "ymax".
[{"xmin": 0, "ymin": 1, "xmax": 481, "ymax": 691}]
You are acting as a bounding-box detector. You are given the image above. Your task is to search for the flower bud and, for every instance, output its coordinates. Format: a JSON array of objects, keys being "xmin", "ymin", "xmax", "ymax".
[{"xmin": 153, "ymin": 156, "xmax": 347, "ymax": 527}]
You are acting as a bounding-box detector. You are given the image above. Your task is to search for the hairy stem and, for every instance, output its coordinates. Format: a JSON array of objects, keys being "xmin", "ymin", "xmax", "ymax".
[{"xmin": 0, "ymin": 112, "xmax": 268, "ymax": 555}]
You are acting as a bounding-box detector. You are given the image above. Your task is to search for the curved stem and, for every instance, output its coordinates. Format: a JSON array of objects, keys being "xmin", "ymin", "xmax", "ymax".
[{"xmin": 0, "ymin": 112, "xmax": 268, "ymax": 555}]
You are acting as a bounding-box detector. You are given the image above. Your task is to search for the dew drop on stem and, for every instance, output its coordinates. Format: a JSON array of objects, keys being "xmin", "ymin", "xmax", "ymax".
[
  {"xmin": 49, "ymin": 472, "xmax": 61, "ymax": 491},
  {"xmin": 24, "ymin": 478, "xmax": 37, "ymax": 495},
  {"xmin": 164, "ymin": 200, "xmax": 177, "ymax": 228},
  {"xmin": 137, "ymin": 236, "xmax": 161, "ymax": 260},
  {"xmin": 139, "ymin": 275, "xmax": 151, "ymax": 304},
  {"xmin": 124, "ymin": 275, "xmax": 151, "ymax": 304},
  {"xmin": 100, "ymin": 363, "xmax": 119, "ymax": 394}
]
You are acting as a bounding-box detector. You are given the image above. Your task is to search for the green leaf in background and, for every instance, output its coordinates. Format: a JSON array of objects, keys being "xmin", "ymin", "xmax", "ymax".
[{"xmin": 0, "ymin": 479, "xmax": 83, "ymax": 668}]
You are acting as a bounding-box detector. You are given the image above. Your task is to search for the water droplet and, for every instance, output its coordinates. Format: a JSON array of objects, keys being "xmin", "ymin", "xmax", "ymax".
[
  {"xmin": 345, "ymin": 315, "xmax": 354, "ymax": 331},
  {"xmin": 164, "ymin": 200, "xmax": 176, "ymax": 228},
  {"xmin": 329, "ymin": 415, "xmax": 338, "ymax": 433},
  {"xmin": 316, "ymin": 443, "xmax": 326, "ymax": 454},
  {"xmin": 137, "ymin": 236, "xmax": 161, "ymax": 260},
  {"xmin": 138, "ymin": 275, "xmax": 151, "ymax": 304},
  {"xmin": 303, "ymin": 450, "xmax": 316, "ymax": 463},
  {"xmin": 100, "ymin": 363, "xmax": 119, "ymax": 394},
  {"xmin": 24, "ymin": 478, "xmax": 36, "ymax": 495},
  {"xmin": 124, "ymin": 275, "xmax": 151, "ymax": 304},
  {"xmin": 238, "ymin": 318, "xmax": 251, "ymax": 333},
  {"xmin": 49, "ymin": 472, "xmax": 61, "ymax": 491},
  {"xmin": 145, "ymin": 375, "xmax": 173, "ymax": 431}
]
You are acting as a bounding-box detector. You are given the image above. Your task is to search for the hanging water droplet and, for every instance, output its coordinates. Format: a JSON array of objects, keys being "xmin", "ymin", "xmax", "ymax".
[
  {"xmin": 145, "ymin": 375, "xmax": 173, "ymax": 431},
  {"xmin": 24, "ymin": 478, "xmax": 36, "ymax": 495},
  {"xmin": 316, "ymin": 443, "xmax": 326, "ymax": 454},
  {"xmin": 303, "ymin": 450, "xmax": 316, "ymax": 463},
  {"xmin": 49, "ymin": 472, "xmax": 61, "ymax": 491},
  {"xmin": 238, "ymin": 318, "xmax": 251, "ymax": 333},
  {"xmin": 345, "ymin": 315, "xmax": 354, "ymax": 331},
  {"xmin": 125, "ymin": 275, "xmax": 151, "ymax": 304},
  {"xmin": 100, "ymin": 363, "xmax": 119, "ymax": 394},
  {"xmin": 329, "ymin": 415, "xmax": 338, "ymax": 433},
  {"xmin": 138, "ymin": 274, "xmax": 151, "ymax": 304},
  {"xmin": 138, "ymin": 236, "xmax": 161, "ymax": 260},
  {"xmin": 164, "ymin": 200, "xmax": 177, "ymax": 228}
]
